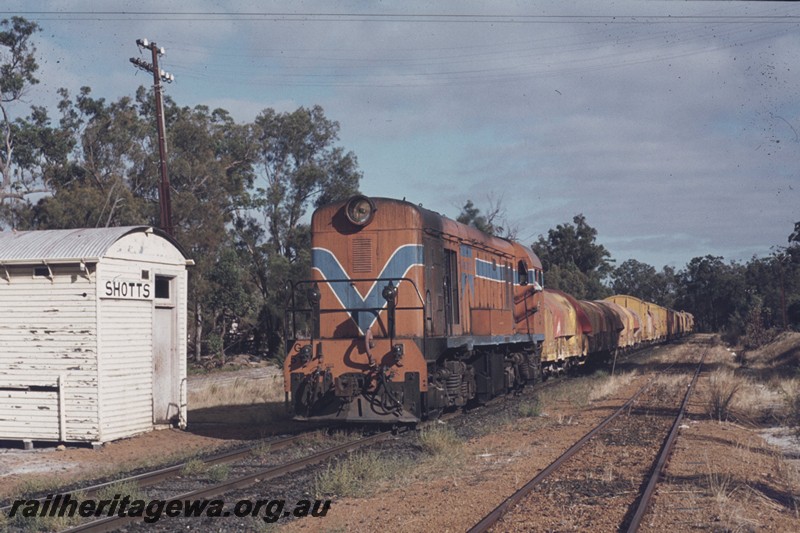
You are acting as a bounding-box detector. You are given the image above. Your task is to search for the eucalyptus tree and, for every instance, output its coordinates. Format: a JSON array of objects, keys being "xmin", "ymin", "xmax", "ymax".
[
  {"xmin": 675, "ymin": 255, "xmax": 748, "ymax": 332},
  {"xmin": 456, "ymin": 196, "xmax": 518, "ymax": 240},
  {"xmin": 241, "ymin": 105, "xmax": 362, "ymax": 356},
  {"xmin": 31, "ymin": 87, "xmax": 151, "ymax": 228},
  {"xmin": 30, "ymin": 84, "xmax": 259, "ymax": 360},
  {"xmin": 532, "ymin": 214, "xmax": 613, "ymax": 300},
  {"xmin": 611, "ymin": 259, "xmax": 660, "ymax": 301},
  {"xmin": 610, "ymin": 259, "xmax": 677, "ymax": 307},
  {"xmin": 0, "ymin": 16, "xmax": 44, "ymax": 227},
  {"xmin": 151, "ymin": 100, "xmax": 256, "ymax": 360}
]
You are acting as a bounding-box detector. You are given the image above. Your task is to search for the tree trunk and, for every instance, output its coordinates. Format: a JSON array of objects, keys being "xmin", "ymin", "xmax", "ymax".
[
  {"xmin": 220, "ymin": 317, "xmax": 227, "ymax": 365},
  {"xmin": 194, "ymin": 299, "xmax": 202, "ymax": 362}
]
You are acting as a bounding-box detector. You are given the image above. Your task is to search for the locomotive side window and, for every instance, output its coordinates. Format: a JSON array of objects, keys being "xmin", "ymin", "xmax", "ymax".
[
  {"xmin": 518, "ymin": 260, "xmax": 528, "ymax": 286},
  {"xmin": 505, "ymin": 261, "xmax": 513, "ymax": 309},
  {"xmin": 425, "ymin": 290, "xmax": 433, "ymax": 335},
  {"xmin": 444, "ymin": 249, "xmax": 460, "ymax": 327}
]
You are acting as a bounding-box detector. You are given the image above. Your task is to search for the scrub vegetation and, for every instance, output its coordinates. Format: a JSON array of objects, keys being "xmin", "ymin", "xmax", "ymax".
[{"xmin": 1, "ymin": 16, "xmax": 798, "ymax": 374}]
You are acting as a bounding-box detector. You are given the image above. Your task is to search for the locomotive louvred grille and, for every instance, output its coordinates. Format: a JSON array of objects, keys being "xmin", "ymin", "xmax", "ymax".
[{"xmin": 352, "ymin": 238, "xmax": 373, "ymax": 273}]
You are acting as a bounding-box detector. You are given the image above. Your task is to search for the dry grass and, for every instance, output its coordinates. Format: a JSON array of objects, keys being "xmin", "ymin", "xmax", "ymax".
[
  {"xmin": 207, "ymin": 464, "xmax": 230, "ymax": 482},
  {"xmin": 732, "ymin": 380, "xmax": 789, "ymax": 424},
  {"xmin": 178, "ymin": 458, "xmax": 229, "ymax": 481},
  {"xmin": 552, "ymin": 375, "xmax": 595, "ymax": 408},
  {"xmin": 13, "ymin": 476, "xmax": 68, "ymax": 499},
  {"xmin": 314, "ymin": 450, "xmax": 410, "ymax": 498},
  {"xmin": 4, "ymin": 491, "xmax": 87, "ymax": 532},
  {"xmin": 588, "ymin": 371, "xmax": 638, "ymax": 402},
  {"xmin": 702, "ymin": 367, "xmax": 799, "ymax": 425},
  {"xmin": 646, "ymin": 373, "xmax": 690, "ymax": 404},
  {"xmin": 188, "ymin": 374, "xmax": 284, "ymax": 410},
  {"xmin": 180, "ymin": 458, "xmax": 208, "ymax": 476},
  {"xmin": 417, "ymin": 424, "xmax": 463, "ymax": 457},
  {"xmin": 706, "ymin": 469, "xmax": 737, "ymax": 504},
  {"xmin": 707, "ymin": 369, "xmax": 742, "ymax": 422},
  {"xmin": 517, "ymin": 395, "xmax": 542, "ymax": 418},
  {"xmin": 94, "ymin": 480, "xmax": 144, "ymax": 502},
  {"xmin": 555, "ymin": 413, "xmax": 576, "ymax": 426}
]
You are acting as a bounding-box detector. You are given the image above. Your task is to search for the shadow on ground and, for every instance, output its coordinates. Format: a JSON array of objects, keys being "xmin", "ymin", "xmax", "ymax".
[{"xmin": 186, "ymin": 401, "xmax": 320, "ymax": 440}]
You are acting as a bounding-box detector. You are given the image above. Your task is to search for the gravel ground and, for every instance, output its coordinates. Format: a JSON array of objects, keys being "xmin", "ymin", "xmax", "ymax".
[
  {"xmin": 494, "ymin": 365, "xmax": 692, "ymax": 531},
  {"xmin": 279, "ymin": 335, "xmax": 800, "ymax": 533},
  {"xmin": 3, "ymin": 334, "xmax": 800, "ymax": 532}
]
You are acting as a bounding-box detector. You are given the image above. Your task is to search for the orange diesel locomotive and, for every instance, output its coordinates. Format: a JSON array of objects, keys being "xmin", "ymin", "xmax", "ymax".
[
  {"xmin": 284, "ymin": 196, "xmax": 545, "ymax": 423},
  {"xmin": 283, "ymin": 195, "xmax": 694, "ymax": 424}
]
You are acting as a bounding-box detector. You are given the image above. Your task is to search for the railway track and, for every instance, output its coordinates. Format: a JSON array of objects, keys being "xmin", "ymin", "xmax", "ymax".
[
  {"xmin": 1, "ymin": 428, "xmax": 390, "ymax": 532},
  {"xmin": 56, "ymin": 430, "xmax": 394, "ymax": 533},
  {"xmin": 468, "ymin": 353, "xmax": 705, "ymax": 532},
  {"xmin": 0, "ymin": 432, "xmax": 309, "ymax": 517},
  {"xmin": 1, "ymin": 344, "xmax": 667, "ymax": 532}
]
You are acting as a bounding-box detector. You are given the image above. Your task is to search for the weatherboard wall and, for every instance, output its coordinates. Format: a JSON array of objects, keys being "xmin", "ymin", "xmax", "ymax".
[
  {"xmin": 0, "ymin": 227, "xmax": 189, "ymax": 445},
  {"xmin": 95, "ymin": 232, "xmax": 189, "ymax": 443},
  {"xmin": 0, "ymin": 264, "xmax": 100, "ymax": 441}
]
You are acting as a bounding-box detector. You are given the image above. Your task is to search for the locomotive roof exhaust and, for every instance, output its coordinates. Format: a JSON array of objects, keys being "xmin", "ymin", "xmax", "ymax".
[{"xmin": 345, "ymin": 195, "xmax": 376, "ymax": 227}]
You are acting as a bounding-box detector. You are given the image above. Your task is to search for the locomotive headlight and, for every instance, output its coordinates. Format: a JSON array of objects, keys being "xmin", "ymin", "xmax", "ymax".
[
  {"xmin": 345, "ymin": 195, "xmax": 376, "ymax": 226},
  {"xmin": 392, "ymin": 343, "xmax": 404, "ymax": 364},
  {"xmin": 307, "ymin": 282, "xmax": 321, "ymax": 305},
  {"xmin": 295, "ymin": 344, "xmax": 313, "ymax": 365},
  {"xmin": 382, "ymin": 281, "xmax": 397, "ymax": 304}
]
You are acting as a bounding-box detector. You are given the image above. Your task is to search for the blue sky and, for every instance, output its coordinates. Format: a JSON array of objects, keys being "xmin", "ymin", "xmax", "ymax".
[{"xmin": 3, "ymin": 1, "xmax": 799, "ymax": 270}]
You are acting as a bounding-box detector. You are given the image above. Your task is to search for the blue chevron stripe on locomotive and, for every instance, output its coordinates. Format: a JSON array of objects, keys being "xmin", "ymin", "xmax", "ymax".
[{"xmin": 311, "ymin": 244, "xmax": 424, "ymax": 334}]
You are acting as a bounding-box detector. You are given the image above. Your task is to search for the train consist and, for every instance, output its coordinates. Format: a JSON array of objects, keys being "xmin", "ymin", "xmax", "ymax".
[{"xmin": 283, "ymin": 196, "xmax": 693, "ymax": 424}]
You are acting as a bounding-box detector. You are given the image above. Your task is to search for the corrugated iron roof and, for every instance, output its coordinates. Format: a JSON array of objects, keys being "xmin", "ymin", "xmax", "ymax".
[{"xmin": 0, "ymin": 226, "xmax": 185, "ymax": 264}]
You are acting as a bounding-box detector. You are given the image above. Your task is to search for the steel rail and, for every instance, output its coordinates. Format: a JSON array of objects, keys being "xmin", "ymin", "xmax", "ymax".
[
  {"xmin": 0, "ymin": 432, "xmax": 310, "ymax": 517},
  {"xmin": 59, "ymin": 430, "xmax": 393, "ymax": 533},
  {"xmin": 625, "ymin": 353, "xmax": 706, "ymax": 532},
  {"xmin": 467, "ymin": 373, "xmax": 658, "ymax": 533},
  {"xmin": 467, "ymin": 355, "xmax": 702, "ymax": 533}
]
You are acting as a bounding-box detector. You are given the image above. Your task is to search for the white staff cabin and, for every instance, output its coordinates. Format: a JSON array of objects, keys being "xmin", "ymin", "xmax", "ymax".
[{"xmin": 0, "ymin": 226, "xmax": 192, "ymax": 448}]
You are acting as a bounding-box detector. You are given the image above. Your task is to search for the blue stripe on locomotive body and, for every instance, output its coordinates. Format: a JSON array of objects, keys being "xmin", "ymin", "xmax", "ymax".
[
  {"xmin": 474, "ymin": 258, "xmax": 537, "ymax": 287},
  {"xmin": 311, "ymin": 244, "xmax": 424, "ymax": 335},
  {"xmin": 475, "ymin": 258, "xmax": 507, "ymax": 283}
]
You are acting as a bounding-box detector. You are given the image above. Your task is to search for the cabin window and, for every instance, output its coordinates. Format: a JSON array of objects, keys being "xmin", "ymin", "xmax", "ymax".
[
  {"xmin": 155, "ymin": 276, "xmax": 171, "ymax": 299},
  {"xmin": 444, "ymin": 249, "xmax": 460, "ymax": 326},
  {"xmin": 505, "ymin": 261, "xmax": 513, "ymax": 309},
  {"xmin": 517, "ymin": 261, "xmax": 528, "ymax": 286},
  {"xmin": 33, "ymin": 266, "xmax": 50, "ymax": 278}
]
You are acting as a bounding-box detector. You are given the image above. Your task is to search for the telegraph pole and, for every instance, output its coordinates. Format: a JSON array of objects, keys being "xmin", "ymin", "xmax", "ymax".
[{"xmin": 130, "ymin": 39, "xmax": 175, "ymax": 236}]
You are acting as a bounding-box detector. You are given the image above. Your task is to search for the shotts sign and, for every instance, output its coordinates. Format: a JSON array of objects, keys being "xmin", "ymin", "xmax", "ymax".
[{"xmin": 101, "ymin": 278, "xmax": 153, "ymax": 300}]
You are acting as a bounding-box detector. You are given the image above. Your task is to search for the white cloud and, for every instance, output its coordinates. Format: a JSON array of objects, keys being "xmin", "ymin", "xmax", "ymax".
[{"xmin": 3, "ymin": 0, "xmax": 798, "ymax": 269}]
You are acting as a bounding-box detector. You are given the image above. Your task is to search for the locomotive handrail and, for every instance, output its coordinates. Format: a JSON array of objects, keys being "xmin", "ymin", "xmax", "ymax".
[
  {"xmin": 284, "ymin": 277, "xmax": 426, "ymax": 345},
  {"xmin": 291, "ymin": 276, "xmax": 425, "ymax": 306}
]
